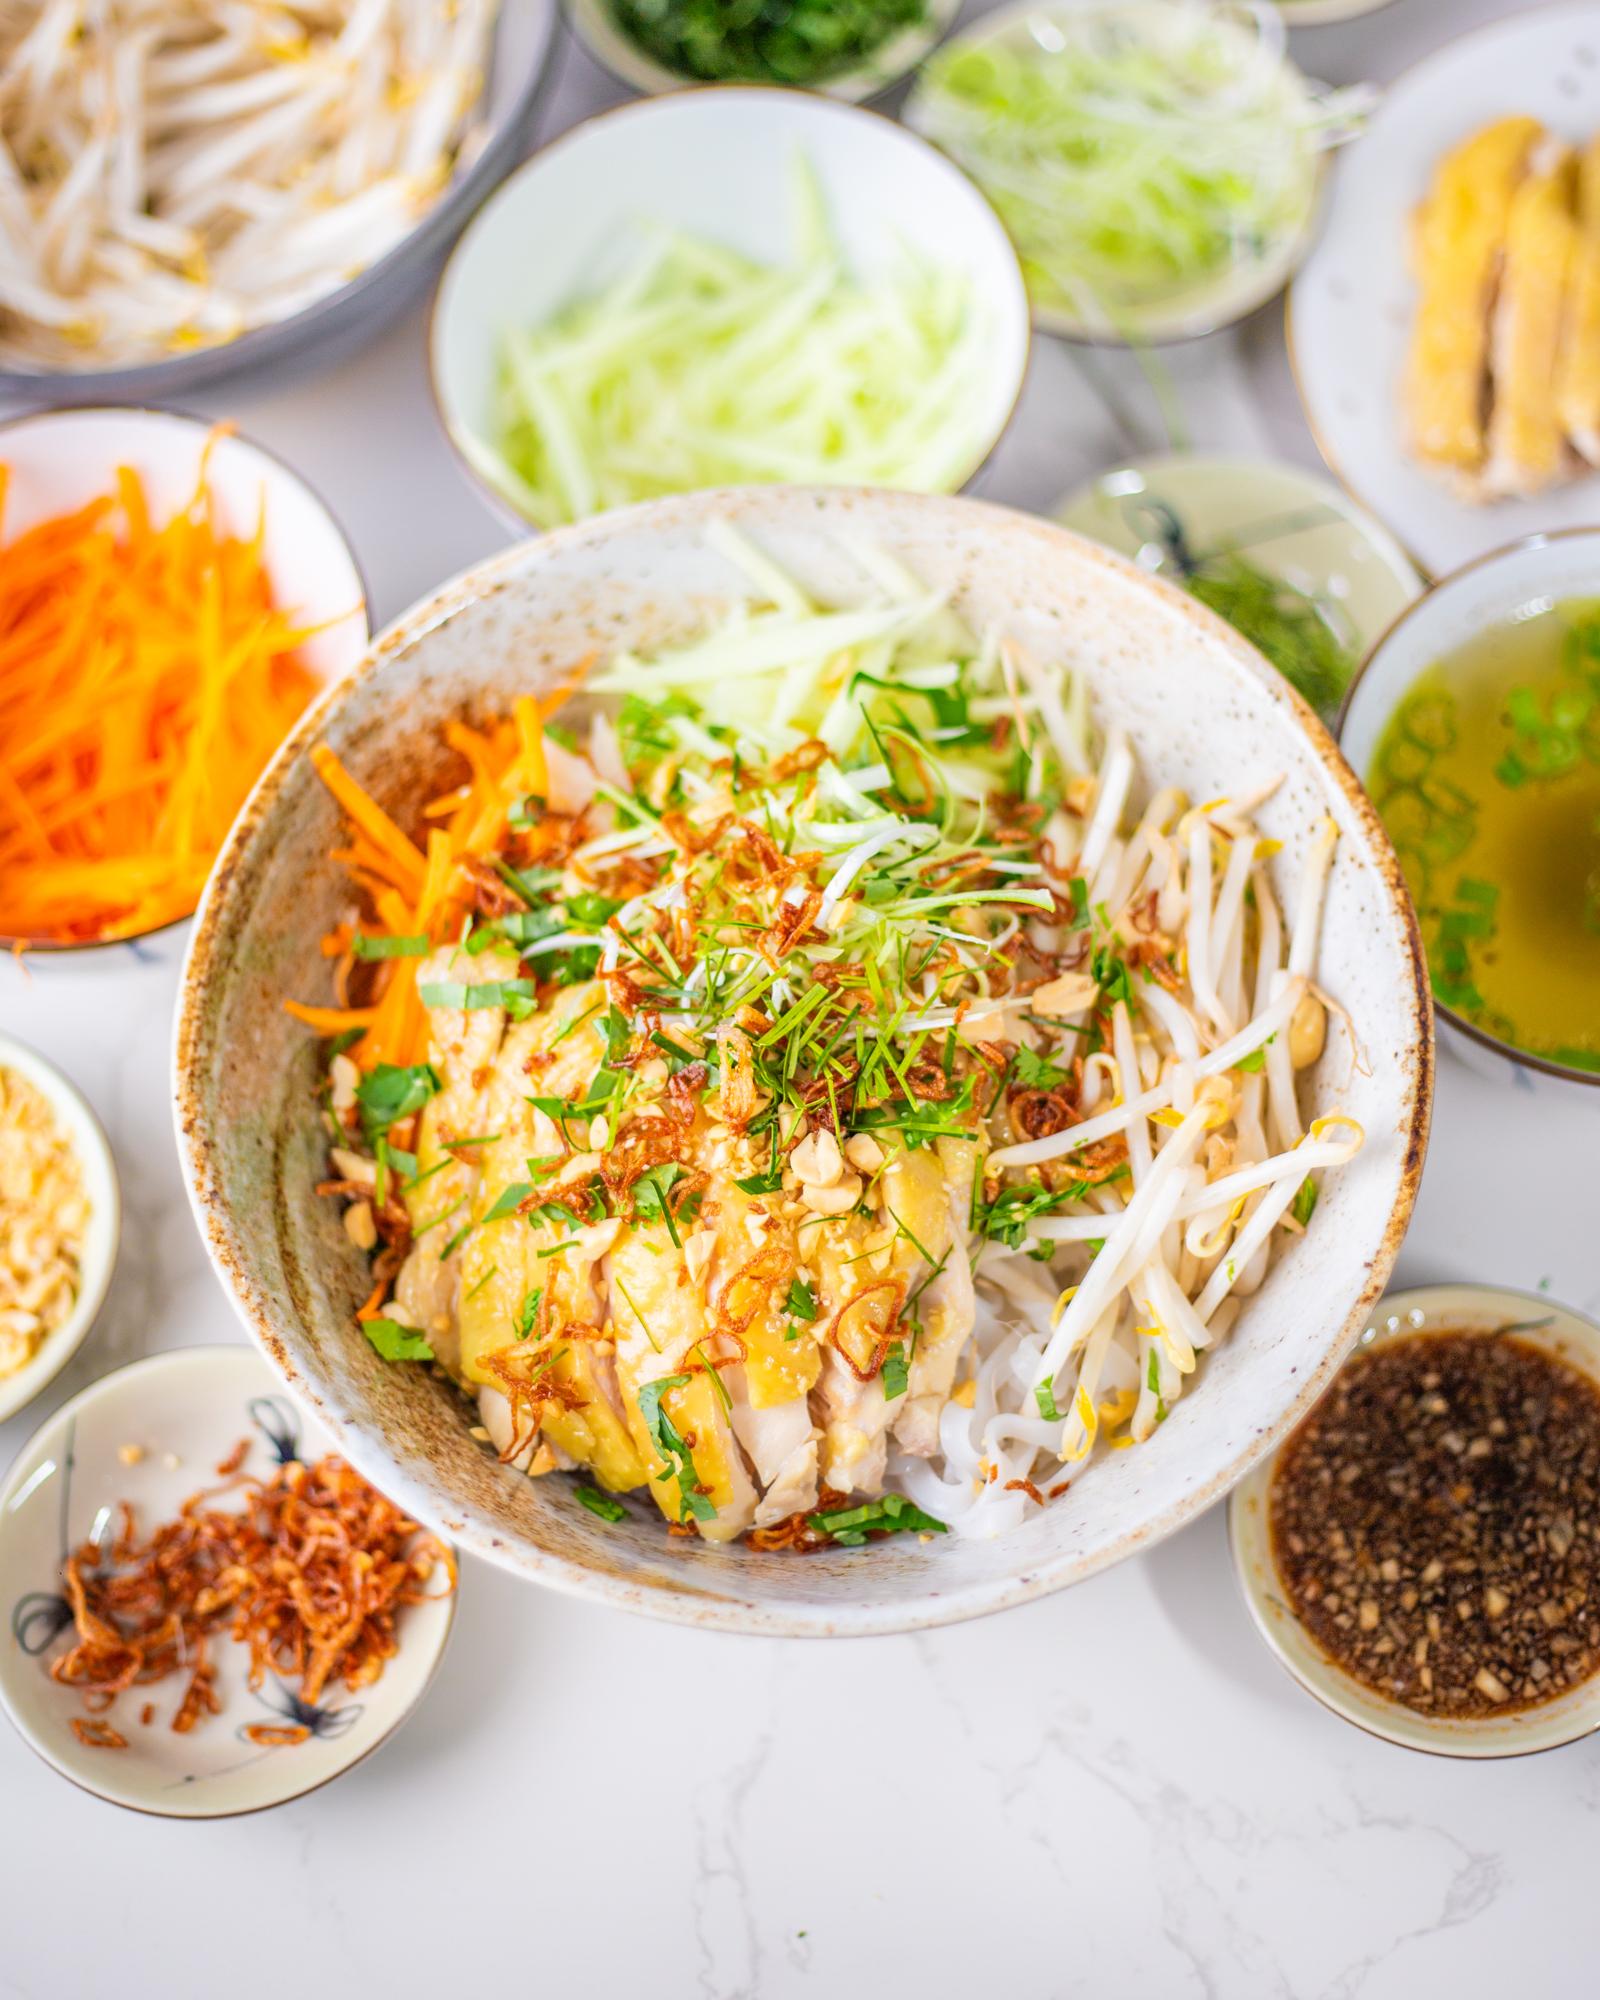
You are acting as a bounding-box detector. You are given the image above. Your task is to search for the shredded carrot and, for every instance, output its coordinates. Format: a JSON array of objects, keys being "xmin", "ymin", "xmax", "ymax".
[
  {"xmin": 287, "ymin": 665, "xmax": 590, "ymax": 1072},
  {"xmin": 0, "ymin": 453, "xmax": 331, "ymax": 943}
]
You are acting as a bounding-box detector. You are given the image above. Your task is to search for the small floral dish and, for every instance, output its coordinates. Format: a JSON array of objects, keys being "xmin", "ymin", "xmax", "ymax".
[
  {"xmin": 563, "ymin": 0, "xmax": 961, "ymax": 102},
  {"xmin": 1230, "ymin": 1282, "xmax": 1600, "ymax": 1759},
  {"xmin": 0, "ymin": 1345, "xmax": 455, "ymax": 1817},
  {"xmin": 0, "ymin": 1033, "xmax": 119, "ymax": 1427}
]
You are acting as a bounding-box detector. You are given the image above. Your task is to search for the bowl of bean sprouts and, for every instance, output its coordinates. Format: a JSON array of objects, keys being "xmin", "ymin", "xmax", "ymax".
[
  {"xmin": 175, "ymin": 484, "xmax": 1433, "ymax": 1635},
  {"xmin": 0, "ymin": 0, "xmax": 559, "ymax": 394}
]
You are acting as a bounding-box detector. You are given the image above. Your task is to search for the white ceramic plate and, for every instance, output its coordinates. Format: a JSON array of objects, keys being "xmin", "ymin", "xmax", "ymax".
[
  {"xmin": 1231, "ymin": 1283, "xmax": 1600, "ymax": 1759},
  {"xmin": 0, "ymin": 1034, "xmax": 119, "ymax": 1426},
  {"xmin": 429, "ymin": 88, "xmax": 1030, "ymax": 529},
  {"xmin": 1055, "ymin": 453, "xmax": 1422, "ymax": 680},
  {"xmin": 562, "ymin": 0, "xmax": 961, "ymax": 103},
  {"xmin": 0, "ymin": 1346, "xmax": 455, "ymax": 1817},
  {"xmin": 1289, "ymin": 3, "xmax": 1600, "ymax": 578}
]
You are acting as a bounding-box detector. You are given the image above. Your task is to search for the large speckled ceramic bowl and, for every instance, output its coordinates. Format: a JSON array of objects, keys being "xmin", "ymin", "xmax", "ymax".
[{"xmin": 173, "ymin": 487, "xmax": 1433, "ymax": 1637}]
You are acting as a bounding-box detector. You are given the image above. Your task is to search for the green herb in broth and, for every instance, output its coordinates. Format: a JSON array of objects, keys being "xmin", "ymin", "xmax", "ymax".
[{"xmin": 1368, "ymin": 597, "xmax": 1600, "ymax": 1072}]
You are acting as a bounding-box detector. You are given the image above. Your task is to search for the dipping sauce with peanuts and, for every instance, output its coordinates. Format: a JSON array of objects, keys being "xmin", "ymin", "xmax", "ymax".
[{"xmin": 1269, "ymin": 1329, "xmax": 1600, "ymax": 1718}]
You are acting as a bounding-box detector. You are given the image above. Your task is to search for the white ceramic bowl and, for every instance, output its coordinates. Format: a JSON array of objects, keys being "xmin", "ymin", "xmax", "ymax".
[
  {"xmin": 904, "ymin": 0, "xmax": 1332, "ymax": 345},
  {"xmin": 0, "ymin": 1, "xmax": 558, "ymax": 402},
  {"xmin": 429, "ymin": 87, "xmax": 1031, "ymax": 528},
  {"xmin": 0, "ymin": 1345, "xmax": 456, "ymax": 1817},
  {"xmin": 563, "ymin": 0, "xmax": 961, "ymax": 102},
  {"xmin": 0, "ymin": 1034, "xmax": 119, "ymax": 1426},
  {"xmin": 0, "ymin": 406, "xmax": 371, "ymax": 953},
  {"xmin": 1289, "ymin": 2, "xmax": 1600, "ymax": 578},
  {"xmin": 1339, "ymin": 526, "xmax": 1600, "ymax": 1106},
  {"xmin": 1231, "ymin": 1282, "xmax": 1600, "ymax": 1759},
  {"xmin": 1055, "ymin": 453, "xmax": 1422, "ymax": 705},
  {"xmin": 174, "ymin": 485, "xmax": 1432, "ymax": 1637}
]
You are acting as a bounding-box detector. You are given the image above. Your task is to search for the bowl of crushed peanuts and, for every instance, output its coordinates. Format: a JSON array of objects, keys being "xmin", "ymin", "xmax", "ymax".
[{"xmin": 0, "ymin": 1033, "xmax": 120, "ymax": 1425}]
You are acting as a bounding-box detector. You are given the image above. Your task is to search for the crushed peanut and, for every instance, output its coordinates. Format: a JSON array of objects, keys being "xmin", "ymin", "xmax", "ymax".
[{"xmin": 0, "ymin": 1065, "xmax": 90, "ymax": 1381}]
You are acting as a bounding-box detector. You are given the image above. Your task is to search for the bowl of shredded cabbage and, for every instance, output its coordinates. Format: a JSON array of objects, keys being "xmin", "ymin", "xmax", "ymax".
[
  {"xmin": 176, "ymin": 484, "xmax": 1432, "ymax": 1635},
  {"xmin": 428, "ymin": 88, "xmax": 1031, "ymax": 528},
  {"xmin": 906, "ymin": 0, "xmax": 1369, "ymax": 344}
]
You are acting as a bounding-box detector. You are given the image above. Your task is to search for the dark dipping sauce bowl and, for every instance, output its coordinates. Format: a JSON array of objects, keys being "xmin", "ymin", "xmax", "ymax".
[{"xmin": 1229, "ymin": 1282, "xmax": 1600, "ymax": 1758}]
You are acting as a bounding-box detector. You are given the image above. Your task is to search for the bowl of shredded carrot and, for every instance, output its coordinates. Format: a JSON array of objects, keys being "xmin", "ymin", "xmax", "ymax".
[{"xmin": 0, "ymin": 406, "xmax": 369, "ymax": 950}]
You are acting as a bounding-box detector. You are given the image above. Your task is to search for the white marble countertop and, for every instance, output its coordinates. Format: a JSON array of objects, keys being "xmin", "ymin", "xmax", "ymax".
[{"xmin": 5, "ymin": 3, "xmax": 1599, "ymax": 1993}]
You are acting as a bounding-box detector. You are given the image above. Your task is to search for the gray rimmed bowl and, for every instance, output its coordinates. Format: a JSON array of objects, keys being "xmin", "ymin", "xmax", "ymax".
[
  {"xmin": 173, "ymin": 485, "xmax": 1432, "ymax": 1637},
  {"xmin": 0, "ymin": 1, "xmax": 558, "ymax": 402}
]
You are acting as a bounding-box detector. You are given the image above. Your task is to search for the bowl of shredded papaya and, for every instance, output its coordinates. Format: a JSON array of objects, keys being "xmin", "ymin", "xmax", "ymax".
[
  {"xmin": 173, "ymin": 484, "xmax": 1431, "ymax": 1636},
  {"xmin": 0, "ymin": 407, "xmax": 368, "ymax": 952}
]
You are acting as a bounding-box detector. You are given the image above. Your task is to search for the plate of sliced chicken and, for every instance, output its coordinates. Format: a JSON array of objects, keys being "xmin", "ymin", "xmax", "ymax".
[{"xmin": 1290, "ymin": 2, "xmax": 1600, "ymax": 579}]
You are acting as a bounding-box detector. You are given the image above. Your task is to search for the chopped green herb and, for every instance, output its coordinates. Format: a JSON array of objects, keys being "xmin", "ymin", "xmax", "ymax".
[
  {"xmin": 355, "ymin": 1062, "xmax": 440, "ymax": 1141},
  {"xmin": 807, "ymin": 1492, "xmax": 947, "ymax": 1546},
  {"xmin": 637, "ymin": 1374, "xmax": 716, "ymax": 1522},
  {"xmin": 784, "ymin": 1278, "xmax": 819, "ymax": 1322},
  {"xmin": 351, "ymin": 931, "xmax": 430, "ymax": 960},
  {"xmin": 881, "ymin": 1340, "xmax": 909, "ymax": 1401},
  {"xmin": 362, "ymin": 1318, "xmax": 434, "ymax": 1362},
  {"xmin": 576, "ymin": 1484, "xmax": 628, "ymax": 1523}
]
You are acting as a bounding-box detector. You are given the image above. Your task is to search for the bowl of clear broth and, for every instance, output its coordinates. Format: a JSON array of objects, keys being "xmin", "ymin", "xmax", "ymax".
[
  {"xmin": 1341, "ymin": 530, "xmax": 1600, "ymax": 1102},
  {"xmin": 1231, "ymin": 1281, "xmax": 1600, "ymax": 1758}
]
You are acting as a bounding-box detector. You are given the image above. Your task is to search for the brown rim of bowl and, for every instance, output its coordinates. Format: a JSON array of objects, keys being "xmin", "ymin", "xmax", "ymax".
[
  {"xmin": 1229, "ymin": 1280, "xmax": 1600, "ymax": 1762},
  {"xmin": 1335, "ymin": 522, "xmax": 1600, "ymax": 1093},
  {"xmin": 0, "ymin": 0, "xmax": 559, "ymax": 399},
  {"xmin": 0, "ymin": 402, "xmax": 373, "ymax": 958},
  {"xmin": 558, "ymin": 0, "xmax": 963, "ymax": 105},
  {"xmin": 422, "ymin": 84, "xmax": 1033, "ymax": 539},
  {"xmin": 172, "ymin": 487, "xmax": 1433, "ymax": 1636},
  {"xmin": 901, "ymin": 0, "xmax": 1336, "ymax": 350},
  {"xmin": 0, "ymin": 1345, "xmax": 459, "ymax": 1820}
]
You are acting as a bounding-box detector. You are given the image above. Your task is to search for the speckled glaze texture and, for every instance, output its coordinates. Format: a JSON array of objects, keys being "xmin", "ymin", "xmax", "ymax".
[{"xmin": 173, "ymin": 487, "xmax": 1433, "ymax": 1636}]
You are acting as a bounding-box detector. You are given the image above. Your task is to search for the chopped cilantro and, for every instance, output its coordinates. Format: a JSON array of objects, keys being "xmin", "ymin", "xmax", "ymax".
[
  {"xmin": 355, "ymin": 1062, "xmax": 440, "ymax": 1141},
  {"xmin": 575, "ymin": 1484, "xmax": 628, "ymax": 1523},
  {"xmin": 480, "ymin": 1181, "xmax": 533, "ymax": 1225},
  {"xmin": 784, "ymin": 1278, "xmax": 819, "ymax": 1322},
  {"xmin": 361, "ymin": 1318, "xmax": 434, "ymax": 1362},
  {"xmin": 636, "ymin": 1374, "xmax": 715, "ymax": 1522}
]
